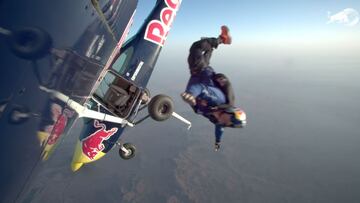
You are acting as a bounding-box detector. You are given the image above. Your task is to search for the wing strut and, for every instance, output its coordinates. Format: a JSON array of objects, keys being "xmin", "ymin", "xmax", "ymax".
[{"xmin": 172, "ymin": 112, "xmax": 192, "ymax": 130}]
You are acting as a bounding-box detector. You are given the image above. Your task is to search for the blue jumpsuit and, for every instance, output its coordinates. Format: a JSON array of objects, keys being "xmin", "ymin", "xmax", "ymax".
[
  {"xmin": 186, "ymin": 66, "xmax": 226, "ymax": 142},
  {"xmin": 186, "ymin": 37, "xmax": 237, "ymax": 143}
]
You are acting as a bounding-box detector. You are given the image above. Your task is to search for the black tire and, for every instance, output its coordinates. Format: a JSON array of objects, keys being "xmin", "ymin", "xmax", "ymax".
[
  {"xmin": 119, "ymin": 143, "xmax": 136, "ymax": 160},
  {"xmin": 8, "ymin": 106, "xmax": 31, "ymax": 124},
  {"xmin": 148, "ymin": 94, "xmax": 174, "ymax": 121},
  {"xmin": 8, "ymin": 27, "xmax": 52, "ymax": 60}
]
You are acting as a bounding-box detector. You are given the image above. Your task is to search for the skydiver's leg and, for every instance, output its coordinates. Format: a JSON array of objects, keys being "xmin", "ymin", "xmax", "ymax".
[
  {"xmin": 183, "ymin": 26, "xmax": 232, "ymax": 108},
  {"xmin": 214, "ymin": 125, "xmax": 224, "ymax": 151},
  {"xmin": 187, "ymin": 37, "xmax": 220, "ymax": 75},
  {"xmin": 187, "ymin": 25, "xmax": 232, "ymax": 75}
]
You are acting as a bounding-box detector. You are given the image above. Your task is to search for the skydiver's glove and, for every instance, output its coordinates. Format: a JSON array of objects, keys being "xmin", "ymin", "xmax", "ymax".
[{"xmin": 181, "ymin": 92, "xmax": 196, "ymax": 106}]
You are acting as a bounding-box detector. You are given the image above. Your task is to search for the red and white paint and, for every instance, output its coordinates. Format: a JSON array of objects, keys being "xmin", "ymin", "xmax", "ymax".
[
  {"xmin": 144, "ymin": 0, "xmax": 181, "ymax": 46},
  {"xmin": 82, "ymin": 120, "xmax": 118, "ymax": 160}
]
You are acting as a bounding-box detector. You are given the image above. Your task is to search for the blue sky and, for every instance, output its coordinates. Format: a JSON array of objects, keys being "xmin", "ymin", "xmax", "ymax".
[
  {"xmin": 126, "ymin": 0, "xmax": 360, "ymax": 72},
  {"xmin": 129, "ymin": 0, "xmax": 360, "ymax": 50}
]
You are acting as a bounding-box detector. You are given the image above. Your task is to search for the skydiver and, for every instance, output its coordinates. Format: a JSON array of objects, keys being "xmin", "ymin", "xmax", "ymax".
[{"xmin": 181, "ymin": 26, "xmax": 247, "ymax": 151}]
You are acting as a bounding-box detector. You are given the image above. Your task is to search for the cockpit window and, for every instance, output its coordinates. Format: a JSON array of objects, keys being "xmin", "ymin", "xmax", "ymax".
[
  {"xmin": 111, "ymin": 46, "xmax": 134, "ymax": 74},
  {"xmin": 94, "ymin": 71, "xmax": 116, "ymax": 99}
]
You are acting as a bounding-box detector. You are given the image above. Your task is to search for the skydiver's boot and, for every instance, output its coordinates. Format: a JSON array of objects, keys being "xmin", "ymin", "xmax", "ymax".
[
  {"xmin": 181, "ymin": 92, "xmax": 196, "ymax": 106},
  {"xmin": 214, "ymin": 142, "xmax": 221, "ymax": 151},
  {"xmin": 218, "ymin": 25, "xmax": 232, "ymax": 45}
]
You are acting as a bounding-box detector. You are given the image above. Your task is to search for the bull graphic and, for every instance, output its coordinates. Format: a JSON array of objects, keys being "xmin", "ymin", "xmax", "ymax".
[{"xmin": 82, "ymin": 120, "xmax": 118, "ymax": 160}]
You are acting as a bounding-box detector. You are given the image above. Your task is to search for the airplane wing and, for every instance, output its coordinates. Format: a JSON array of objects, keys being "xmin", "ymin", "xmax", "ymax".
[
  {"xmin": 0, "ymin": 0, "xmax": 137, "ymax": 201},
  {"xmin": 0, "ymin": 0, "xmax": 189, "ymax": 201},
  {"xmin": 36, "ymin": 0, "xmax": 138, "ymax": 159}
]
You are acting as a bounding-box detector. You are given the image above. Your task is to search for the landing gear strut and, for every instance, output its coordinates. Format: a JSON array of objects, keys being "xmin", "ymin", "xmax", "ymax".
[{"xmin": 8, "ymin": 106, "xmax": 31, "ymax": 124}]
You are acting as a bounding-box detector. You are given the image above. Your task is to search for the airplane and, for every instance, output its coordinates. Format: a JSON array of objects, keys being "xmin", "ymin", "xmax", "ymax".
[
  {"xmin": 40, "ymin": 0, "xmax": 190, "ymax": 172},
  {"xmin": 0, "ymin": 0, "xmax": 188, "ymax": 201}
]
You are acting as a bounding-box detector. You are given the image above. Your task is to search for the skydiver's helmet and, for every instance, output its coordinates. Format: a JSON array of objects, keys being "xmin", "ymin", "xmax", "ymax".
[{"xmin": 224, "ymin": 107, "xmax": 247, "ymax": 128}]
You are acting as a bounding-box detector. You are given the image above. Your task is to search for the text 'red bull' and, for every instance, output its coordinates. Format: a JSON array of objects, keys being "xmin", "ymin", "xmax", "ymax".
[
  {"xmin": 82, "ymin": 120, "xmax": 118, "ymax": 160},
  {"xmin": 144, "ymin": 0, "xmax": 181, "ymax": 46}
]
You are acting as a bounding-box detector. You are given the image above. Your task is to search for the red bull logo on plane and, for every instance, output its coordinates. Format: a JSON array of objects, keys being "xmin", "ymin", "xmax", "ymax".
[
  {"xmin": 144, "ymin": 0, "xmax": 181, "ymax": 46},
  {"xmin": 82, "ymin": 120, "xmax": 118, "ymax": 160}
]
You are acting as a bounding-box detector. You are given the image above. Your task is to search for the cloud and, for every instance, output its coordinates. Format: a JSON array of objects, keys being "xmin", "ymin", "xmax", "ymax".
[{"xmin": 327, "ymin": 8, "xmax": 360, "ymax": 27}]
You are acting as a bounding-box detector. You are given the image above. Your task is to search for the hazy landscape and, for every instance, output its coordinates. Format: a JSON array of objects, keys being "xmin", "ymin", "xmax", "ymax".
[{"xmin": 17, "ymin": 42, "xmax": 360, "ymax": 203}]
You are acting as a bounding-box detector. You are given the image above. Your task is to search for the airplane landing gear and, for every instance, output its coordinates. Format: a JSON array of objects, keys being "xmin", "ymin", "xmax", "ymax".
[
  {"xmin": 7, "ymin": 27, "xmax": 52, "ymax": 60},
  {"xmin": 140, "ymin": 88, "xmax": 150, "ymax": 105},
  {"xmin": 148, "ymin": 94, "xmax": 174, "ymax": 121},
  {"xmin": 118, "ymin": 143, "xmax": 136, "ymax": 160},
  {"xmin": 7, "ymin": 105, "xmax": 41, "ymax": 124},
  {"xmin": 8, "ymin": 106, "xmax": 31, "ymax": 124}
]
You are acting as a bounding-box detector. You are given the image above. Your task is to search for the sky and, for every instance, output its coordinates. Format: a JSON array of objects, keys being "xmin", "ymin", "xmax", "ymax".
[
  {"xmin": 4, "ymin": 1, "xmax": 360, "ymax": 202},
  {"xmin": 129, "ymin": 0, "xmax": 360, "ymax": 59}
]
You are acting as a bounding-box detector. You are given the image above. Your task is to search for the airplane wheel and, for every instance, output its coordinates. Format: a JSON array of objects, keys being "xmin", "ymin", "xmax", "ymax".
[
  {"xmin": 8, "ymin": 27, "xmax": 52, "ymax": 60},
  {"xmin": 148, "ymin": 94, "xmax": 174, "ymax": 121},
  {"xmin": 119, "ymin": 143, "xmax": 136, "ymax": 160},
  {"xmin": 8, "ymin": 106, "xmax": 31, "ymax": 124}
]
